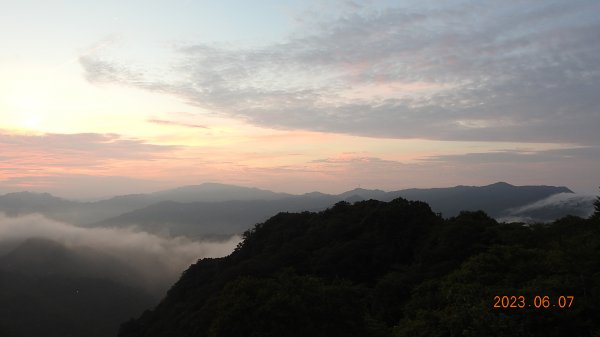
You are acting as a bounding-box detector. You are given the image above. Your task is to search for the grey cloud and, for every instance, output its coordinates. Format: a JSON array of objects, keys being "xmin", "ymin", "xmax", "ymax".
[
  {"xmin": 0, "ymin": 131, "xmax": 178, "ymax": 162},
  {"xmin": 79, "ymin": 56, "xmax": 141, "ymax": 84},
  {"xmin": 311, "ymin": 155, "xmax": 407, "ymax": 168},
  {"xmin": 0, "ymin": 131, "xmax": 181, "ymax": 198},
  {"xmin": 509, "ymin": 193, "xmax": 594, "ymax": 215},
  {"xmin": 425, "ymin": 147, "xmax": 600, "ymax": 164},
  {"xmin": 80, "ymin": 0, "xmax": 600, "ymax": 144},
  {"xmin": 499, "ymin": 192, "xmax": 595, "ymax": 223}
]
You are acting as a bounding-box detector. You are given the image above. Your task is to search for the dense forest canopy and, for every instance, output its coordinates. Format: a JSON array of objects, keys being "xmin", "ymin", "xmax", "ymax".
[{"xmin": 119, "ymin": 197, "xmax": 600, "ymax": 337}]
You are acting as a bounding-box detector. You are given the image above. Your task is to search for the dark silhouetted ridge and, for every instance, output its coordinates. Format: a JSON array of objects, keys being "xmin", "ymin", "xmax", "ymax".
[{"xmin": 118, "ymin": 198, "xmax": 600, "ymax": 337}]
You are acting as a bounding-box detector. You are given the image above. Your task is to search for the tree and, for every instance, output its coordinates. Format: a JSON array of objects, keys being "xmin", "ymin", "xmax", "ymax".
[{"xmin": 593, "ymin": 187, "xmax": 600, "ymax": 219}]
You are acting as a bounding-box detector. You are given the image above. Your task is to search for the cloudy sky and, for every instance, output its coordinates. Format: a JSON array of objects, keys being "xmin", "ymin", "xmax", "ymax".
[{"xmin": 1, "ymin": 0, "xmax": 599, "ymax": 199}]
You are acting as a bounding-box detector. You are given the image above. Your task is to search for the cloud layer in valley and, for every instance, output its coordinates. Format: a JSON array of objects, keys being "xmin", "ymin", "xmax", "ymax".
[
  {"xmin": 498, "ymin": 192, "xmax": 595, "ymax": 223},
  {"xmin": 0, "ymin": 214, "xmax": 241, "ymax": 294}
]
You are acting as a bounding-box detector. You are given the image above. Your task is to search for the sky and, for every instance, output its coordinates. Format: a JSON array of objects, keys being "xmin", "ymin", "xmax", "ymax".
[{"xmin": 0, "ymin": 0, "xmax": 599, "ymax": 199}]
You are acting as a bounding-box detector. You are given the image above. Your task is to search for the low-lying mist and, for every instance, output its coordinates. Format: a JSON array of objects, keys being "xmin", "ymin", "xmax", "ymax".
[
  {"xmin": 0, "ymin": 214, "xmax": 241, "ymax": 296},
  {"xmin": 498, "ymin": 192, "xmax": 595, "ymax": 223}
]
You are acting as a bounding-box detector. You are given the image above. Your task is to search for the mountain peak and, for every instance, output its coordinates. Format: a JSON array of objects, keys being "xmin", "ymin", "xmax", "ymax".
[
  {"xmin": 483, "ymin": 182, "xmax": 573, "ymax": 194},
  {"xmin": 487, "ymin": 182, "xmax": 513, "ymax": 187},
  {"xmin": 152, "ymin": 183, "xmax": 291, "ymax": 203},
  {"xmin": 339, "ymin": 188, "xmax": 387, "ymax": 200}
]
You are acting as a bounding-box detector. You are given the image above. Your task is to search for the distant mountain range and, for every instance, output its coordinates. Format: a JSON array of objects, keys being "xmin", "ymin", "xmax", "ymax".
[{"xmin": 0, "ymin": 182, "xmax": 593, "ymax": 238}]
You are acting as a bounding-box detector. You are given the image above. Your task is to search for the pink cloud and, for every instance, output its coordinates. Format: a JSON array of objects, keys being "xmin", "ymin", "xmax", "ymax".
[{"xmin": 0, "ymin": 130, "xmax": 179, "ymax": 191}]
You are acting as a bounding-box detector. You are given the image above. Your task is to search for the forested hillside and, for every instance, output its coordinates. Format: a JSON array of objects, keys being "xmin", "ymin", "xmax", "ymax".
[{"xmin": 119, "ymin": 197, "xmax": 600, "ymax": 336}]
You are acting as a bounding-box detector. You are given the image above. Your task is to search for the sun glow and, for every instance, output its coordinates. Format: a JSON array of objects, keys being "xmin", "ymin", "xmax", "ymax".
[{"xmin": 1, "ymin": 72, "xmax": 53, "ymax": 131}]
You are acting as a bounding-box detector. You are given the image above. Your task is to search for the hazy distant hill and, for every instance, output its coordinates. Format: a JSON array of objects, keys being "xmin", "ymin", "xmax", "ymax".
[
  {"xmin": 152, "ymin": 183, "xmax": 293, "ymax": 202},
  {"xmin": 0, "ymin": 192, "xmax": 152, "ymax": 225},
  {"xmin": 0, "ymin": 182, "xmax": 584, "ymax": 237},
  {"xmin": 0, "ymin": 238, "xmax": 141, "ymax": 285},
  {"xmin": 0, "ymin": 183, "xmax": 296, "ymax": 226},
  {"xmin": 0, "ymin": 192, "xmax": 80, "ymax": 220},
  {"xmin": 390, "ymin": 182, "xmax": 574, "ymax": 218},
  {"xmin": 0, "ymin": 238, "xmax": 155, "ymax": 337},
  {"xmin": 94, "ymin": 197, "xmax": 338, "ymax": 238},
  {"xmin": 338, "ymin": 187, "xmax": 388, "ymax": 201},
  {"xmin": 94, "ymin": 182, "xmax": 578, "ymax": 238}
]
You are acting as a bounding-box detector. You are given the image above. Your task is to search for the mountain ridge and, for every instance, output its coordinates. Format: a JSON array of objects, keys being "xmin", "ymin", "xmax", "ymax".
[
  {"xmin": 117, "ymin": 197, "xmax": 600, "ymax": 337},
  {"xmin": 92, "ymin": 182, "xmax": 577, "ymax": 237},
  {"xmin": 0, "ymin": 182, "xmax": 580, "ymax": 237}
]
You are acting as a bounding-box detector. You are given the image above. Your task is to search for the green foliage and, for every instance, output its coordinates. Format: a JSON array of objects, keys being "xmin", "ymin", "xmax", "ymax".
[
  {"xmin": 208, "ymin": 272, "xmax": 370, "ymax": 337},
  {"xmin": 120, "ymin": 197, "xmax": 600, "ymax": 337}
]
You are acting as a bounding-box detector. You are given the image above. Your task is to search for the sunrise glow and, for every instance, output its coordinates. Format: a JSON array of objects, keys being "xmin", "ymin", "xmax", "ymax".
[{"xmin": 0, "ymin": 0, "xmax": 598, "ymax": 199}]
